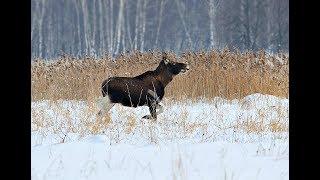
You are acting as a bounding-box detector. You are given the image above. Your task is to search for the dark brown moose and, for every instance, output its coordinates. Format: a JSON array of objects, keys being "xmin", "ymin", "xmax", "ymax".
[{"xmin": 97, "ymin": 53, "xmax": 190, "ymax": 121}]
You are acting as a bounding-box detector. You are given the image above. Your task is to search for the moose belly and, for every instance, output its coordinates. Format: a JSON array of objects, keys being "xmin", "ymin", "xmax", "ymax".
[{"xmin": 108, "ymin": 88, "xmax": 149, "ymax": 107}]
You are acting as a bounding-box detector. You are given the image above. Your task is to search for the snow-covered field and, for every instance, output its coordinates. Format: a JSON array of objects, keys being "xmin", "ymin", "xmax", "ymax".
[{"xmin": 31, "ymin": 94, "xmax": 289, "ymax": 180}]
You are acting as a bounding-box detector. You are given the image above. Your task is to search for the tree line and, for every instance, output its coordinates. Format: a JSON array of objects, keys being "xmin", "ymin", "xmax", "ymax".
[{"xmin": 31, "ymin": 0, "xmax": 288, "ymax": 60}]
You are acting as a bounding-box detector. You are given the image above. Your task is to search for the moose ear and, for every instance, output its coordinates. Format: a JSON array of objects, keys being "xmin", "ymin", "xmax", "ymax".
[
  {"xmin": 162, "ymin": 52, "xmax": 169, "ymax": 64},
  {"xmin": 164, "ymin": 58, "xmax": 169, "ymax": 64}
]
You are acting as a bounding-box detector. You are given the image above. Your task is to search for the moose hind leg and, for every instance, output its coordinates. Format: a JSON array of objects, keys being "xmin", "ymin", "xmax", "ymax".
[
  {"xmin": 142, "ymin": 103, "xmax": 157, "ymax": 121},
  {"xmin": 96, "ymin": 96, "xmax": 114, "ymax": 117}
]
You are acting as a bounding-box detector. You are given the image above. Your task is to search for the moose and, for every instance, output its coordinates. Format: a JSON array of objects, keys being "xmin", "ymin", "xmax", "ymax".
[{"xmin": 96, "ymin": 53, "xmax": 190, "ymax": 121}]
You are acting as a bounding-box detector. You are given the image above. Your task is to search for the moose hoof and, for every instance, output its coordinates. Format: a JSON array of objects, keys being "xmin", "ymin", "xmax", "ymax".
[
  {"xmin": 142, "ymin": 115, "xmax": 152, "ymax": 119},
  {"xmin": 142, "ymin": 115, "xmax": 157, "ymax": 122}
]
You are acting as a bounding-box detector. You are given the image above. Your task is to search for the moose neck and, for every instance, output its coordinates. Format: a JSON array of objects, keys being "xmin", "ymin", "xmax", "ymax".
[{"xmin": 154, "ymin": 62, "xmax": 173, "ymax": 87}]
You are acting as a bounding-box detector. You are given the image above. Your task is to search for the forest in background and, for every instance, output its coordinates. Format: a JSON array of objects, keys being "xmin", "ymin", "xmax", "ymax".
[{"xmin": 31, "ymin": 0, "xmax": 288, "ymax": 60}]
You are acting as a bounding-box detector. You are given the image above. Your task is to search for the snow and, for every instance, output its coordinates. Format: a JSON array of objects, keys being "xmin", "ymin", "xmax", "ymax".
[{"xmin": 31, "ymin": 93, "xmax": 289, "ymax": 180}]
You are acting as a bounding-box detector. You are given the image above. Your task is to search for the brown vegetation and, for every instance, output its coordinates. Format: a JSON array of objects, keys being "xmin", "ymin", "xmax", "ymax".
[{"xmin": 31, "ymin": 49, "xmax": 288, "ymax": 101}]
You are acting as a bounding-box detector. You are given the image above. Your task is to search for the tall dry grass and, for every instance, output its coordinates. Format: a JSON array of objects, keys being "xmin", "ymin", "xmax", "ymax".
[{"xmin": 31, "ymin": 49, "xmax": 288, "ymax": 101}]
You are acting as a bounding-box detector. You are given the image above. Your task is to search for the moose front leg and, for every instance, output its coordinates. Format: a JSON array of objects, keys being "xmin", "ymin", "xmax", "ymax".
[
  {"xmin": 142, "ymin": 101, "xmax": 157, "ymax": 121},
  {"xmin": 143, "ymin": 89, "xmax": 163, "ymax": 121},
  {"xmin": 142, "ymin": 103, "xmax": 163, "ymax": 120},
  {"xmin": 149, "ymin": 103, "xmax": 157, "ymax": 120}
]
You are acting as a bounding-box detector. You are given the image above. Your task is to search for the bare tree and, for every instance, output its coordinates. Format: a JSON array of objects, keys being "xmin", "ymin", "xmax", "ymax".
[
  {"xmin": 31, "ymin": 0, "xmax": 288, "ymax": 59},
  {"xmin": 134, "ymin": 0, "xmax": 141, "ymax": 50},
  {"xmin": 114, "ymin": 0, "xmax": 125, "ymax": 54},
  {"xmin": 174, "ymin": 0, "xmax": 193, "ymax": 49},
  {"xmin": 207, "ymin": 0, "xmax": 218, "ymax": 49},
  {"xmin": 140, "ymin": 0, "xmax": 148, "ymax": 52},
  {"xmin": 98, "ymin": 0, "xmax": 105, "ymax": 55},
  {"xmin": 154, "ymin": 0, "xmax": 165, "ymax": 49},
  {"xmin": 37, "ymin": 0, "xmax": 46, "ymax": 58}
]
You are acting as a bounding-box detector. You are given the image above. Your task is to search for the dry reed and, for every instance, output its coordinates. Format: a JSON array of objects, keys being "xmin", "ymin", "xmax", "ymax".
[{"xmin": 31, "ymin": 49, "xmax": 288, "ymax": 101}]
